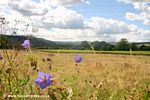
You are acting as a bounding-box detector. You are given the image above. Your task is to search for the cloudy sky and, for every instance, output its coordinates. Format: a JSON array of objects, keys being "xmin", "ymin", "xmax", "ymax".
[{"xmin": 0, "ymin": 0, "xmax": 150, "ymax": 42}]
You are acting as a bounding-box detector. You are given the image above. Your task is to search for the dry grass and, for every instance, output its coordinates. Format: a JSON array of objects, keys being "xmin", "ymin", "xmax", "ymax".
[{"xmin": 0, "ymin": 50, "xmax": 150, "ymax": 99}]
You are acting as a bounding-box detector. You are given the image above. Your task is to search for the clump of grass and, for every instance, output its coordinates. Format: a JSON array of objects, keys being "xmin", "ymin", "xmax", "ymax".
[{"xmin": 0, "ymin": 41, "xmax": 150, "ymax": 99}]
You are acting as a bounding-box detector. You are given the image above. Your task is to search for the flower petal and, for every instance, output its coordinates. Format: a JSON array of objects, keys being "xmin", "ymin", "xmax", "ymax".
[
  {"xmin": 24, "ymin": 40, "xmax": 30, "ymax": 45},
  {"xmin": 46, "ymin": 79, "xmax": 52, "ymax": 86},
  {"xmin": 22, "ymin": 39, "xmax": 30, "ymax": 49},
  {"xmin": 22, "ymin": 44, "xmax": 28, "ymax": 48},
  {"xmin": 35, "ymin": 78, "xmax": 42, "ymax": 84},
  {"xmin": 45, "ymin": 73, "xmax": 52, "ymax": 80},
  {"xmin": 39, "ymin": 83, "xmax": 47, "ymax": 89},
  {"xmin": 38, "ymin": 72, "xmax": 45, "ymax": 77},
  {"xmin": 74, "ymin": 55, "xmax": 82, "ymax": 63}
]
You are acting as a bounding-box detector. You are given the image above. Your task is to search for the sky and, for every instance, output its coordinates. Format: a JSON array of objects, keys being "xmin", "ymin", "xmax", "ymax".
[{"xmin": 0, "ymin": 0, "xmax": 150, "ymax": 42}]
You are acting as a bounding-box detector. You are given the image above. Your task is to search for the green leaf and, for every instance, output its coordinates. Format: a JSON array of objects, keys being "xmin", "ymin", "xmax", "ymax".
[
  {"xmin": 19, "ymin": 75, "xmax": 30, "ymax": 87},
  {"xmin": 0, "ymin": 91, "xmax": 3, "ymax": 97},
  {"xmin": 29, "ymin": 84, "xmax": 33, "ymax": 94},
  {"xmin": 142, "ymin": 91, "xmax": 150, "ymax": 100}
]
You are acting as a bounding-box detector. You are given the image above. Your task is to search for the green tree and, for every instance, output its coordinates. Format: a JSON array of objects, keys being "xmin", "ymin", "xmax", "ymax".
[
  {"xmin": 92, "ymin": 41, "xmax": 101, "ymax": 50},
  {"xmin": 80, "ymin": 41, "xmax": 91, "ymax": 50},
  {"xmin": 115, "ymin": 38, "xmax": 129, "ymax": 51},
  {"xmin": 129, "ymin": 43, "xmax": 138, "ymax": 51},
  {"xmin": 92, "ymin": 41, "xmax": 114, "ymax": 50},
  {"xmin": 139, "ymin": 45, "xmax": 150, "ymax": 51},
  {"xmin": 0, "ymin": 35, "xmax": 9, "ymax": 49}
]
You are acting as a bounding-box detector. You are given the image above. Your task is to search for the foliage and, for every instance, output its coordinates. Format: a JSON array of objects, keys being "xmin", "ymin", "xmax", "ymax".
[
  {"xmin": 0, "ymin": 17, "xmax": 150, "ymax": 99},
  {"xmin": 0, "ymin": 35, "xmax": 9, "ymax": 49},
  {"xmin": 129, "ymin": 43, "xmax": 139, "ymax": 51},
  {"xmin": 139, "ymin": 45, "xmax": 150, "ymax": 51},
  {"xmin": 0, "ymin": 48, "xmax": 150, "ymax": 99},
  {"xmin": 1, "ymin": 35, "xmax": 150, "ymax": 51},
  {"xmin": 115, "ymin": 38, "xmax": 129, "ymax": 50}
]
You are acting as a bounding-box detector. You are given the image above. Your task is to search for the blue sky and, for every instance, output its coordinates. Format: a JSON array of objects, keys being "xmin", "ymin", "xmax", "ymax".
[
  {"xmin": 71, "ymin": 0, "xmax": 133, "ymax": 19},
  {"xmin": 70, "ymin": 0, "xmax": 149, "ymax": 29},
  {"xmin": 0, "ymin": 0, "xmax": 150, "ymax": 42}
]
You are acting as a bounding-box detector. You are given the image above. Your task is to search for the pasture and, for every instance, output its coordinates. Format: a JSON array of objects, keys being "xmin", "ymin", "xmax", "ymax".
[
  {"xmin": 0, "ymin": 50, "xmax": 150, "ymax": 99},
  {"xmin": 43, "ymin": 49, "xmax": 150, "ymax": 55}
]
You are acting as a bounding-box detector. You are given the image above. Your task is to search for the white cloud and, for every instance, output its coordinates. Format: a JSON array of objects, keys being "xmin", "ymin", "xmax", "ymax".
[
  {"xmin": 119, "ymin": 0, "xmax": 150, "ymax": 4},
  {"xmin": 133, "ymin": 2, "xmax": 150, "ymax": 12},
  {"xmin": 35, "ymin": 28, "xmax": 95, "ymax": 41},
  {"xmin": 116, "ymin": 29, "xmax": 150, "ymax": 42},
  {"xmin": 8, "ymin": 0, "xmax": 48, "ymax": 16},
  {"xmin": 48, "ymin": 0, "xmax": 89, "ymax": 6},
  {"xmin": 31, "ymin": 17, "xmax": 149, "ymax": 42},
  {"xmin": 0, "ymin": 0, "xmax": 85, "ymax": 29},
  {"xmin": 126, "ymin": 12, "xmax": 150, "ymax": 25},
  {"xmin": 0, "ymin": 0, "xmax": 149, "ymax": 42},
  {"xmin": 0, "ymin": 0, "xmax": 9, "ymax": 6},
  {"xmin": 35, "ymin": 7, "xmax": 85, "ymax": 29},
  {"xmin": 119, "ymin": 0, "xmax": 150, "ymax": 26},
  {"xmin": 86, "ymin": 17, "xmax": 138, "ymax": 34}
]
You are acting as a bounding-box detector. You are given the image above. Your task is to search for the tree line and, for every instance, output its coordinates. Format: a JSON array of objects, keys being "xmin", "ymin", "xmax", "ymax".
[
  {"xmin": 78, "ymin": 38, "xmax": 150, "ymax": 51},
  {"xmin": 0, "ymin": 35, "xmax": 150, "ymax": 51}
]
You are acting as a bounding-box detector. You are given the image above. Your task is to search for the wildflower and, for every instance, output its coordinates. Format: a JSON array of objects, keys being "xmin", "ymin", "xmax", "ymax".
[
  {"xmin": 74, "ymin": 55, "xmax": 82, "ymax": 64},
  {"xmin": 22, "ymin": 39, "xmax": 30, "ymax": 49},
  {"xmin": 35, "ymin": 72, "xmax": 52, "ymax": 89},
  {"xmin": 0, "ymin": 53, "xmax": 3, "ymax": 60}
]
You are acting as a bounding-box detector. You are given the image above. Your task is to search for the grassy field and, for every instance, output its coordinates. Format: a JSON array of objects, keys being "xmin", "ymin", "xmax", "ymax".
[
  {"xmin": 43, "ymin": 49, "xmax": 150, "ymax": 55},
  {"xmin": 0, "ymin": 50, "xmax": 150, "ymax": 99}
]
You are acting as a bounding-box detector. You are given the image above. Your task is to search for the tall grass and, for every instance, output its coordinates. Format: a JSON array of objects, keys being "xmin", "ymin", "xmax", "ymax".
[{"xmin": 0, "ymin": 48, "xmax": 150, "ymax": 99}]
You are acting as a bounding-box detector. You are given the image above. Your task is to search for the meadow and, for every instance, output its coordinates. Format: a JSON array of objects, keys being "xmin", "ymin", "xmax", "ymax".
[
  {"xmin": 0, "ymin": 49, "xmax": 150, "ymax": 100},
  {"xmin": 43, "ymin": 49, "xmax": 150, "ymax": 55}
]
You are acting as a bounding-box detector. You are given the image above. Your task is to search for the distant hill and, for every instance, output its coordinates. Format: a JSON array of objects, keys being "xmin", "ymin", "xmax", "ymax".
[
  {"xmin": 133, "ymin": 42, "xmax": 150, "ymax": 46},
  {"xmin": 0, "ymin": 35, "xmax": 85, "ymax": 49},
  {"xmin": 0, "ymin": 34, "xmax": 150, "ymax": 50},
  {"xmin": 1, "ymin": 35, "xmax": 56, "ymax": 48},
  {"xmin": 55, "ymin": 41, "xmax": 82, "ymax": 46}
]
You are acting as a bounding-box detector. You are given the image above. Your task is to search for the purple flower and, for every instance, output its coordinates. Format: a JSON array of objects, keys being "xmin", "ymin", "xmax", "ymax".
[
  {"xmin": 35, "ymin": 72, "xmax": 52, "ymax": 89},
  {"xmin": 0, "ymin": 53, "xmax": 3, "ymax": 60},
  {"xmin": 22, "ymin": 39, "xmax": 30, "ymax": 49},
  {"xmin": 74, "ymin": 55, "xmax": 82, "ymax": 64}
]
